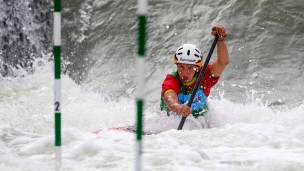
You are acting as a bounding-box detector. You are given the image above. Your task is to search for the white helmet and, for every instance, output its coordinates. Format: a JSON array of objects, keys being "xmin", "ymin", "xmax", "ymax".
[{"xmin": 174, "ymin": 44, "xmax": 203, "ymax": 67}]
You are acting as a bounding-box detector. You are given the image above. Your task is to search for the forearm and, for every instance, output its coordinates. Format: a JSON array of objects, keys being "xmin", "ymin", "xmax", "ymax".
[
  {"xmin": 163, "ymin": 92, "xmax": 180, "ymax": 113},
  {"xmin": 210, "ymin": 40, "xmax": 229, "ymax": 77},
  {"xmin": 217, "ymin": 40, "xmax": 229, "ymax": 66},
  {"xmin": 164, "ymin": 92, "xmax": 192, "ymax": 117}
]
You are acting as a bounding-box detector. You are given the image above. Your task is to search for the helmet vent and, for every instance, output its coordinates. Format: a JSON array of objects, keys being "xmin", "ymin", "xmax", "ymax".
[
  {"xmin": 194, "ymin": 54, "xmax": 200, "ymax": 58},
  {"xmin": 195, "ymin": 49, "xmax": 200, "ymax": 53},
  {"xmin": 178, "ymin": 47, "xmax": 183, "ymax": 51},
  {"xmin": 187, "ymin": 50, "xmax": 190, "ymax": 56},
  {"xmin": 177, "ymin": 52, "xmax": 183, "ymax": 55}
]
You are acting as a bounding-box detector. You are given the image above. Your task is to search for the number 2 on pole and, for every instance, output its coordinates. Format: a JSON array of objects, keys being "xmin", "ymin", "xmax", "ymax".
[{"xmin": 55, "ymin": 102, "xmax": 60, "ymax": 111}]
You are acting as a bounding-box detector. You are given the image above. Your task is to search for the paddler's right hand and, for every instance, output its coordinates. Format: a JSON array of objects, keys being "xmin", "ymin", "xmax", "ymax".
[{"xmin": 172, "ymin": 104, "xmax": 192, "ymax": 117}]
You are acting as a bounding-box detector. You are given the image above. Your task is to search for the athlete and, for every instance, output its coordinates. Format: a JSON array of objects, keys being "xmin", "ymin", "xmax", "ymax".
[{"xmin": 160, "ymin": 24, "xmax": 229, "ymax": 118}]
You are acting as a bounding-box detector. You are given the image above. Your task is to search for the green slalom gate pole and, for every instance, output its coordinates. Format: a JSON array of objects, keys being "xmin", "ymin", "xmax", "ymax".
[
  {"xmin": 53, "ymin": 0, "xmax": 62, "ymax": 170},
  {"xmin": 136, "ymin": 0, "xmax": 147, "ymax": 171}
]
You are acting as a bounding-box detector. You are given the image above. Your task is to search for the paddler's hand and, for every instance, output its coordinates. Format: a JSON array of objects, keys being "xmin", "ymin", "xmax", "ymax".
[
  {"xmin": 172, "ymin": 104, "xmax": 192, "ymax": 117},
  {"xmin": 211, "ymin": 24, "xmax": 227, "ymax": 41}
]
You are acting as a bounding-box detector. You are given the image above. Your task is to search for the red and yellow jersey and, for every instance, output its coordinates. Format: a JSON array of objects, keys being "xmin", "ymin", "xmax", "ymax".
[{"xmin": 162, "ymin": 64, "xmax": 219, "ymax": 97}]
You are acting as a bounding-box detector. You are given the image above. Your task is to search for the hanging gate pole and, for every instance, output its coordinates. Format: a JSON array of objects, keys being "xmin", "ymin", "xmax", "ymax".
[
  {"xmin": 135, "ymin": 0, "xmax": 148, "ymax": 171},
  {"xmin": 53, "ymin": 0, "xmax": 62, "ymax": 170}
]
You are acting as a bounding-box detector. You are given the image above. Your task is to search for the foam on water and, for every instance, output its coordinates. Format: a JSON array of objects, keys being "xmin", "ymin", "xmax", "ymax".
[
  {"xmin": 1, "ymin": 0, "xmax": 304, "ymax": 170},
  {"xmin": 1, "ymin": 59, "xmax": 304, "ymax": 171}
]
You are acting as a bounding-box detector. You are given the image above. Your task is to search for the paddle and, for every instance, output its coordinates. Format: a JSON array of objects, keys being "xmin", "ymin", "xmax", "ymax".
[{"xmin": 177, "ymin": 35, "xmax": 219, "ymax": 130}]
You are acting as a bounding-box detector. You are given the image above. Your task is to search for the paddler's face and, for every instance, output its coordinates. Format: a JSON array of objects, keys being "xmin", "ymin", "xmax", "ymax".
[{"xmin": 177, "ymin": 63, "xmax": 198, "ymax": 83}]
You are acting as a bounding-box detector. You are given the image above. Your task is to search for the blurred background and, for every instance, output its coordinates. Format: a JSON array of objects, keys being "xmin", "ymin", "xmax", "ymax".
[{"xmin": 1, "ymin": 0, "xmax": 303, "ymax": 109}]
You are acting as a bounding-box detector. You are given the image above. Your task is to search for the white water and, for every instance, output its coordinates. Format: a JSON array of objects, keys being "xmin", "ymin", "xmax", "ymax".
[{"xmin": 1, "ymin": 59, "xmax": 304, "ymax": 171}]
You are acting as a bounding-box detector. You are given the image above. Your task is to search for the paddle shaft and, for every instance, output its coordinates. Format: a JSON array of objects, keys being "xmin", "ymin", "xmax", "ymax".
[{"xmin": 177, "ymin": 35, "xmax": 219, "ymax": 130}]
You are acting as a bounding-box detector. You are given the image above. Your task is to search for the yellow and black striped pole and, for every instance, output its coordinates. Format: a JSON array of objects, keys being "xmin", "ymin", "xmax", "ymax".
[
  {"xmin": 136, "ymin": 0, "xmax": 147, "ymax": 171},
  {"xmin": 53, "ymin": 0, "xmax": 62, "ymax": 170}
]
